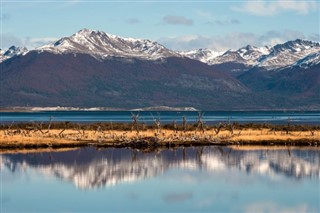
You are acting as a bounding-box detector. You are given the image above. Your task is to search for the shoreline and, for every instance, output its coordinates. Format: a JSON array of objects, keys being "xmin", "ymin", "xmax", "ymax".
[
  {"xmin": 1, "ymin": 138, "xmax": 318, "ymax": 150},
  {"xmin": 1, "ymin": 108, "xmax": 320, "ymax": 112},
  {"xmin": 1, "ymin": 122, "xmax": 319, "ymax": 152},
  {"xmin": 2, "ymin": 144, "xmax": 320, "ymax": 154}
]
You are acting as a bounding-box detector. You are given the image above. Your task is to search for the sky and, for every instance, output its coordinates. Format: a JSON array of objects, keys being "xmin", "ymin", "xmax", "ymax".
[{"xmin": 1, "ymin": 0, "xmax": 319, "ymax": 51}]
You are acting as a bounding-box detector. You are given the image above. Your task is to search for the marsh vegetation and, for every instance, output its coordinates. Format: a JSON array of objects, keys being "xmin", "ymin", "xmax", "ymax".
[{"xmin": 1, "ymin": 113, "xmax": 319, "ymax": 150}]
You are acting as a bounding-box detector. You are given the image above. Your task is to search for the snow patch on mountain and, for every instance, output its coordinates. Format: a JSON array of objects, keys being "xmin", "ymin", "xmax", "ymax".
[
  {"xmin": 292, "ymin": 52, "xmax": 320, "ymax": 69},
  {"xmin": 181, "ymin": 45, "xmax": 271, "ymax": 66},
  {"xmin": 179, "ymin": 48, "xmax": 223, "ymax": 64},
  {"xmin": 207, "ymin": 44, "xmax": 272, "ymax": 66},
  {"xmin": 0, "ymin": 46, "xmax": 28, "ymax": 62},
  {"xmin": 237, "ymin": 45, "xmax": 271, "ymax": 64}
]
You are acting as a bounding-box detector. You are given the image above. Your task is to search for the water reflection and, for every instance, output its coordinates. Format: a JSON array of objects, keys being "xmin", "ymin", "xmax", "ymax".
[{"xmin": 1, "ymin": 146, "xmax": 319, "ymax": 190}]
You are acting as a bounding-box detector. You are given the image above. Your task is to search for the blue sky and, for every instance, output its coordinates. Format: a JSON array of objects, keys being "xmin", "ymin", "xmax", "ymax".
[{"xmin": 1, "ymin": 0, "xmax": 319, "ymax": 51}]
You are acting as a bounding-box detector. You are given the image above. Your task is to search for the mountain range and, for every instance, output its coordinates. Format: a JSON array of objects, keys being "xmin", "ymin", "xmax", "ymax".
[{"xmin": 1, "ymin": 29, "xmax": 319, "ymax": 110}]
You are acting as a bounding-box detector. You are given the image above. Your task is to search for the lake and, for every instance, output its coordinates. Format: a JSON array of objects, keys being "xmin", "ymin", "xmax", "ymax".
[
  {"xmin": 1, "ymin": 111, "xmax": 320, "ymax": 124},
  {"xmin": 1, "ymin": 146, "xmax": 319, "ymax": 212}
]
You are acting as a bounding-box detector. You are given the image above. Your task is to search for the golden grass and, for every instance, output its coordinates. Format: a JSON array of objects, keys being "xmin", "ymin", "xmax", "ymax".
[{"xmin": 1, "ymin": 128, "xmax": 319, "ymax": 146}]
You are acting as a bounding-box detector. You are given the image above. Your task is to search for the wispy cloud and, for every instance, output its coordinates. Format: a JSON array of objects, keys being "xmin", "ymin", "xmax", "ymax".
[
  {"xmin": 25, "ymin": 37, "xmax": 57, "ymax": 48},
  {"xmin": 1, "ymin": 34, "xmax": 22, "ymax": 49},
  {"xmin": 1, "ymin": 34, "xmax": 57, "ymax": 49},
  {"xmin": 195, "ymin": 10, "xmax": 213, "ymax": 19},
  {"xmin": 158, "ymin": 30, "xmax": 319, "ymax": 51},
  {"xmin": 126, "ymin": 18, "xmax": 140, "ymax": 25},
  {"xmin": 207, "ymin": 19, "xmax": 240, "ymax": 26},
  {"xmin": 308, "ymin": 33, "xmax": 320, "ymax": 41},
  {"xmin": 233, "ymin": 0, "xmax": 319, "ymax": 16},
  {"xmin": 163, "ymin": 15, "xmax": 193, "ymax": 26},
  {"xmin": 196, "ymin": 10, "xmax": 240, "ymax": 26}
]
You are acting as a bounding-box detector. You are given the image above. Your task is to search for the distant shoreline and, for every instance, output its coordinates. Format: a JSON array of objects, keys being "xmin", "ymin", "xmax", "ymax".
[
  {"xmin": 0, "ymin": 106, "xmax": 197, "ymax": 112},
  {"xmin": 1, "ymin": 107, "xmax": 320, "ymax": 112}
]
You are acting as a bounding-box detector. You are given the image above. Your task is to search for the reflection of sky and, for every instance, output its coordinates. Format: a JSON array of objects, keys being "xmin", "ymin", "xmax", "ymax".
[
  {"xmin": 1, "ymin": 147, "xmax": 320, "ymax": 212},
  {"xmin": 2, "ymin": 164, "xmax": 318, "ymax": 213},
  {"xmin": 161, "ymin": 169, "xmax": 318, "ymax": 212}
]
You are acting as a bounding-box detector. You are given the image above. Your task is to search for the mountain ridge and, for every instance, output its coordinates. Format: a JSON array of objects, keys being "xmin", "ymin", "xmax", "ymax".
[
  {"xmin": 1, "ymin": 29, "xmax": 319, "ymax": 70},
  {"xmin": 37, "ymin": 28, "xmax": 179, "ymax": 60}
]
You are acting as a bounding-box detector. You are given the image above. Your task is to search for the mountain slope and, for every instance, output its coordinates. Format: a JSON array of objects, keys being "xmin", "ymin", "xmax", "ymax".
[
  {"xmin": 237, "ymin": 63, "xmax": 320, "ymax": 108},
  {"xmin": 291, "ymin": 52, "xmax": 320, "ymax": 69},
  {"xmin": 1, "ymin": 51, "xmax": 259, "ymax": 109}
]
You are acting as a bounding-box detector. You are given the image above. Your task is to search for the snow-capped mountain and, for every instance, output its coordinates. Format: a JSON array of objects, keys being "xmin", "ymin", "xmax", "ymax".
[
  {"xmin": 0, "ymin": 45, "xmax": 28, "ymax": 62},
  {"xmin": 181, "ymin": 39, "xmax": 319, "ymax": 69},
  {"xmin": 237, "ymin": 45, "xmax": 271, "ymax": 65},
  {"xmin": 179, "ymin": 48, "xmax": 223, "ymax": 64},
  {"xmin": 37, "ymin": 28, "xmax": 179, "ymax": 60},
  {"xmin": 257, "ymin": 39, "xmax": 320, "ymax": 69},
  {"xmin": 209, "ymin": 45, "xmax": 271, "ymax": 66},
  {"xmin": 180, "ymin": 45, "xmax": 271, "ymax": 66}
]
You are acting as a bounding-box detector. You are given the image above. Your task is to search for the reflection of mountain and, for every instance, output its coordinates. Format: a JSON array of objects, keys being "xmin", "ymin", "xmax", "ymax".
[{"xmin": 1, "ymin": 147, "xmax": 319, "ymax": 189}]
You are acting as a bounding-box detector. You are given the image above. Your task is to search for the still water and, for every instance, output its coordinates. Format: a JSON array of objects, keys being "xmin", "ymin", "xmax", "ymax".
[
  {"xmin": 1, "ymin": 111, "xmax": 320, "ymax": 124},
  {"xmin": 1, "ymin": 146, "xmax": 319, "ymax": 212}
]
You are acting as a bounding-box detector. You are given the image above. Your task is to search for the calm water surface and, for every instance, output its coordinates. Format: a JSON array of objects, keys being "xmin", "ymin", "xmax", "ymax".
[
  {"xmin": 1, "ymin": 111, "xmax": 320, "ymax": 124},
  {"xmin": 1, "ymin": 146, "xmax": 319, "ymax": 212}
]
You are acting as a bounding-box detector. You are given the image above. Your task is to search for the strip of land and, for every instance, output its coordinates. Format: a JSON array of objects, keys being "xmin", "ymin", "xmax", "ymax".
[{"xmin": 1, "ymin": 122, "xmax": 319, "ymax": 151}]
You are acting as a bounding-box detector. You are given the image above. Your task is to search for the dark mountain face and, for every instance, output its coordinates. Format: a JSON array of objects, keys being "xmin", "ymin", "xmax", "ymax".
[
  {"xmin": 210, "ymin": 62, "xmax": 250, "ymax": 77},
  {"xmin": 237, "ymin": 64, "xmax": 320, "ymax": 109},
  {"xmin": 2, "ymin": 51, "xmax": 267, "ymax": 110},
  {"xmin": 238, "ymin": 65, "xmax": 320, "ymax": 95}
]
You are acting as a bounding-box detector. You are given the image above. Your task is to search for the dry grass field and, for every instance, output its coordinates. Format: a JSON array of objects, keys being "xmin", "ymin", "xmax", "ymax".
[{"xmin": 1, "ymin": 124, "xmax": 319, "ymax": 151}]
